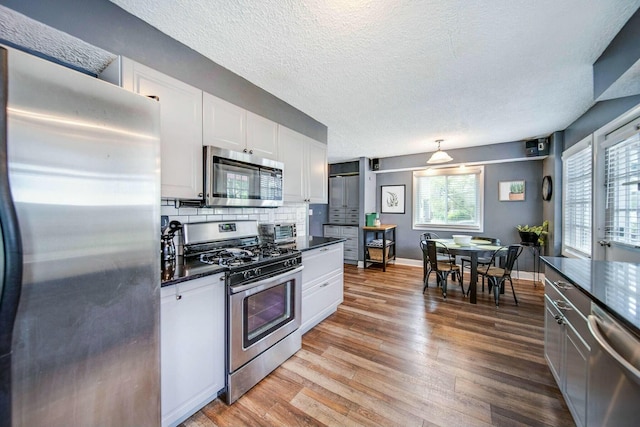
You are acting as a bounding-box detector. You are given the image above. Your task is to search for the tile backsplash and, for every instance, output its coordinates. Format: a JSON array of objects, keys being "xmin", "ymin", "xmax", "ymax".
[{"xmin": 161, "ymin": 199, "xmax": 308, "ymax": 239}]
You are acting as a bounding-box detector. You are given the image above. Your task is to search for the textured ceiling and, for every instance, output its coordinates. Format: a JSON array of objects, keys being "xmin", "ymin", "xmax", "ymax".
[
  {"xmin": 105, "ymin": 1, "xmax": 639, "ymax": 162},
  {"xmin": 0, "ymin": 6, "xmax": 115, "ymax": 75}
]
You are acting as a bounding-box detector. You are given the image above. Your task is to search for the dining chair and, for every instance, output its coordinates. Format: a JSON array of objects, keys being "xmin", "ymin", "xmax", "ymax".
[
  {"xmin": 423, "ymin": 240, "xmax": 463, "ymax": 299},
  {"xmin": 419, "ymin": 232, "xmax": 452, "ymax": 280},
  {"xmin": 459, "ymin": 237, "xmax": 501, "ymax": 290},
  {"xmin": 419, "ymin": 232, "xmax": 436, "ymax": 282},
  {"xmin": 476, "ymin": 244, "xmax": 523, "ymax": 306}
]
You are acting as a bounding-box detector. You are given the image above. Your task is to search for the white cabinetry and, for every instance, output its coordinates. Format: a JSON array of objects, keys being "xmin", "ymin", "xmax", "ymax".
[
  {"xmin": 301, "ymin": 243, "xmax": 344, "ymax": 334},
  {"xmin": 324, "ymin": 225, "xmax": 358, "ymax": 262},
  {"xmin": 101, "ymin": 58, "xmax": 203, "ymax": 199},
  {"xmin": 278, "ymin": 126, "xmax": 328, "ymax": 203},
  {"xmin": 161, "ymin": 274, "xmax": 225, "ymax": 427},
  {"xmin": 544, "ymin": 268, "xmax": 590, "ymax": 427},
  {"xmin": 202, "ymin": 93, "xmax": 278, "ymax": 160}
]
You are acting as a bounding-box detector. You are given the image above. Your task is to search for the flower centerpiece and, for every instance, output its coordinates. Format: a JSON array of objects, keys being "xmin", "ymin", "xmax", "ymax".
[{"xmin": 516, "ymin": 220, "xmax": 548, "ymax": 245}]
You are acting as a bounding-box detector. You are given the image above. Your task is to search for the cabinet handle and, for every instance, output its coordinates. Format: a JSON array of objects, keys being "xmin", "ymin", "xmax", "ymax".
[
  {"xmin": 554, "ymin": 314, "xmax": 564, "ymax": 325},
  {"xmin": 175, "ymin": 283, "xmax": 182, "ymax": 300},
  {"xmin": 554, "ymin": 281, "xmax": 572, "ymax": 290},
  {"xmin": 554, "ymin": 299, "xmax": 572, "ymax": 311},
  {"xmin": 320, "ymin": 282, "xmax": 329, "ymax": 288},
  {"xmin": 243, "ymin": 148, "xmax": 248, "ymax": 153},
  {"xmin": 249, "ymin": 149, "xmax": 253, "ymax": 154},
  {"xmin": 320, "ymin": 248, "xmax": 328, "ymax": 252}
]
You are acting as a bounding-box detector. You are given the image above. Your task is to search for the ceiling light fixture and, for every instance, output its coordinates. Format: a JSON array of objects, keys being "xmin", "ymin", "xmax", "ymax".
[{"xmin": 427, "ymin": 139, "xmax": 453, "ymax": 164}]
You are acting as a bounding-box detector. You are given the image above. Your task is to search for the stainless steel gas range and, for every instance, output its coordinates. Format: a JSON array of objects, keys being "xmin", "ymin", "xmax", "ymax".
[{"xmin": 180, "ymin": 220, "xmax": 303, "ymax": 404}]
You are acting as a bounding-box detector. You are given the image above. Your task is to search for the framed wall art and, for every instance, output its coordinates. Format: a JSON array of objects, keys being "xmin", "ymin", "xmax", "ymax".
[
  {"xmin": 381, "ymin": 185, "xmax": 405, "ymax": 213},
  {"xmin": 499, "ymin": 180, "xmax": 525, "ymax": 201}
]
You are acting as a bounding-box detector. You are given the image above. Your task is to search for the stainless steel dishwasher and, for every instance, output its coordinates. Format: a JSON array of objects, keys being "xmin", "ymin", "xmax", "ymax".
[{"xmin": 587, "ymin": 303, "xmax": 640, "ymax": 426}]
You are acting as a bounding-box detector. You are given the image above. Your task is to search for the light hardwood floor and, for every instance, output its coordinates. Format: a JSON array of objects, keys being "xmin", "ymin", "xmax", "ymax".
[{"xmin": 181, "ymin": 263, "xmax": 574, "ymax": 427}]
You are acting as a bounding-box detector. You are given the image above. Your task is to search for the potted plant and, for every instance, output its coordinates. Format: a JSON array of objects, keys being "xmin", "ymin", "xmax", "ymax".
[{"xmin": 516, "ymin": 220, "xmax": 548, "ymax": 245}]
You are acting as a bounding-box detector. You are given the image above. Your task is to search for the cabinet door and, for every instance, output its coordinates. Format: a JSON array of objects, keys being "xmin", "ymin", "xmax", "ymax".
[
  {"xmin": 305, "ymin": 138, "xmax": 328, "ymax": 204},
  {"xmin": 202, "ymin": 92, "xmax": 246, "ymax": 152},
  {"xmin": 278, "ymin": 126, "xmax": 306, "ymax": 202},
  {"xmin": 544, "ymin": 295, "xmax": 563, "ymax": 385},
  {"xmin": 329, "ymin": 177, "xmax": 345, "ymax": 207},
  {"xmin": 124, "ymin": 61, "xmax": 203, "ymax": 199},
  {"xmin": 564, "ymin": 323, "xmax": 589, "ymax": 427},
  {"xmin": 344, "ymin": 175, "xmax": 360, "ymax": 209},
  {"xmin": 161, "ymin": 275, "xmax": 225, "ymax": 427},
  {"xmin": 323, "ymin": 225, "xmax": 341, "ymax": 238},
  {"xmin": 246, "ymin": 111, "xmax": 278, "ymax": 160}
]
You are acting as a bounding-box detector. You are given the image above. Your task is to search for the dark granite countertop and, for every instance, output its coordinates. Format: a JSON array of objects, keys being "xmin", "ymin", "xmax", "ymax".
[
  {"xmin": 161, "ymin": 236, "xmax": 345, "ymax": 287},
  {"xmin": 541, "ymin": 257, "xmax": 640, "ymax": 334},
  {"xmin": 290, "ymin": 236, "xmax": 346, "ymax": 251}
]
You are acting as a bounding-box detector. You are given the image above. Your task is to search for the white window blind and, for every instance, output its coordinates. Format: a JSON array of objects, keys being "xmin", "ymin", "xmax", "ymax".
[
  {"xmin": 563, "ymin": 143, "xmax": 592, "ymax": 257},
  {"xmin": 413, "ymin": 167, "xmax": 483, "ymax": 231},
  {"xmin": 604, "ymin": 133, "xmax": 640, "ymax": 246}
]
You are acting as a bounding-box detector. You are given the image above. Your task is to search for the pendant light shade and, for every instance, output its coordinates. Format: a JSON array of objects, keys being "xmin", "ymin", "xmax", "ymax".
[{"xmin": 427, "ymin": 139, "xmax": 453, "ymax": 164}]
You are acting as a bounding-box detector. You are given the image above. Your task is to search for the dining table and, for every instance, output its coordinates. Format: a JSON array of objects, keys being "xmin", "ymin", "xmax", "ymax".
[{"xmin": 433, "ymin": 239, "xmax": 502, "ymax": 304}]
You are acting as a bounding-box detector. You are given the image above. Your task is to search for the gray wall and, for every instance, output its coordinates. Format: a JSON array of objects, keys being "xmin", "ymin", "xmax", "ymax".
[
  {"xmin": 542, "ymin": 132, "xmax": 564, "ymax": 257},
  {"xmin": 308, "ymin": 204, "xmax": 328, "ymax": 236},
  {"xmin": 0, "ymin": 0, "xmax": 328, "ymax": 144},
  {"xmin": 375, "ymin": 150, "xmax": 544, "ymax": 271},
  {"xmin": 563, "ymin": 95, "xmax": 640, "ymax": 149}
]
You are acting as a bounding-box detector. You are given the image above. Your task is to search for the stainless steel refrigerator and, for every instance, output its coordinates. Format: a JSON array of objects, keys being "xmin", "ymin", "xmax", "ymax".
[{"xmin": 0, "ymin": 46, "xmax": 161, "ymax": 426}]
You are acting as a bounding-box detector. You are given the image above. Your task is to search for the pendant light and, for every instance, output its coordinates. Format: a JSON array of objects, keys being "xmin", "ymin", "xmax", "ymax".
[{"xmin": 427, "ymin": 139, "xmax": 453, "ymax": 164}]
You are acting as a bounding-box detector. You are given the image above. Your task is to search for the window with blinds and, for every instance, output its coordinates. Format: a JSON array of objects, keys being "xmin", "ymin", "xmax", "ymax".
[
  {"xmin": 604, "ymin": 132, "xmax": 639, "ymax": 246},
  {"xmin": 413, "ymin": 166, "xmax": 483, "ymax": 231},
  {"xmin": 563, "ymin": 141, "xmax": 592, "ymax": 257}
]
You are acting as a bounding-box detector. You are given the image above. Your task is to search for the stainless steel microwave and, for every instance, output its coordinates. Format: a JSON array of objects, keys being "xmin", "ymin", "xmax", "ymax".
[{"xmin": 203, "ymin": 146, "xmax": 284, "ymax": 207}]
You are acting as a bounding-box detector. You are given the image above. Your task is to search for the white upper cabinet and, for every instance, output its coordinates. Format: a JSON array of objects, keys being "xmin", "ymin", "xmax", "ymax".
[
  {"xmin": 202, "ymin": 93, "xmax": 246, "ymax": 151},
  {"xmin": 278, "ymin": 126, "xmax": 327, "ymax": 203},
  {"xmin": 101, "ymin": 58, "xmax": 203, "ymax": 199},
  {"xmin": 203, "ymin": 93, "xmax": 278, "ymax": 160},
  {"xmin": 306, "ymin": 138, "xmax": 328, "ymax": 203},
  {"xmin": 278, "ymin": 126, "xmax": 306, "ymax": 202},
  {"xmin": 246, "ymin": 111, "xmax": 278, "ymax": 159}
]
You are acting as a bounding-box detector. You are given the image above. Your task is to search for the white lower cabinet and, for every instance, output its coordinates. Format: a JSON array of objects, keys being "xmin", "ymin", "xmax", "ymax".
[
  {"xmin": 301, "ymin": 243, "xmax": 344, "ymax": 334},
  {"xmin": 161, "ymin": 273, "xmax": 225, "ymax": 427}
]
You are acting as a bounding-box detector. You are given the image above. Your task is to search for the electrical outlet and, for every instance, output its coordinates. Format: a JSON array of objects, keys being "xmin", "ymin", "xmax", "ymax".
[{"xmin": 161, "ymin": 215, "xmax": 169, "ymax": 231}]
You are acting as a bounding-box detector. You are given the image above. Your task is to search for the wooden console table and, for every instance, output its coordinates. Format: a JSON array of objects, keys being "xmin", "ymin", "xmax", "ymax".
[{"xmin": 363, "ymin": 224, "xmax": 397, "ymax": 271}]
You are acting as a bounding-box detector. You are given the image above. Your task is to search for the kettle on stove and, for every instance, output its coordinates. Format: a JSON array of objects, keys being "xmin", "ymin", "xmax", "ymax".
[{"xmin": 161, "ymin": 220, "xmax": 182, "ymax": 261}]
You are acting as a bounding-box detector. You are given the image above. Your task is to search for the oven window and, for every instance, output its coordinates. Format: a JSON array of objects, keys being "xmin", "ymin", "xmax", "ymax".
[{"xmin": 244, "ymin": 279, "xmax": 294, "ymax": 347}]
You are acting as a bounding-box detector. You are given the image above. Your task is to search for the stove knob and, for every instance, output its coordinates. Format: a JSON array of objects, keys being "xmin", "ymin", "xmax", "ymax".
[
  {"xmin": 243, "ymin": 270, "xmax": 253, "ymax": 280},
  {"xmin": 254, "ymin": 267, "xmax": 262, "ymax": 276},
  {"xmin": 291, "ymin": 258, "xmax": 298, "ymax": 266},
  {"xmin": 283, "ymin": 259, "xmax": 290, "ymax": 267}
]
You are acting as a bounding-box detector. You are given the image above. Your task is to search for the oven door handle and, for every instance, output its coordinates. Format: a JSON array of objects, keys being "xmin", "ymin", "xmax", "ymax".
[{"xmin": 230, "ymin": 265, "xmax": 304, "ymax": 295}]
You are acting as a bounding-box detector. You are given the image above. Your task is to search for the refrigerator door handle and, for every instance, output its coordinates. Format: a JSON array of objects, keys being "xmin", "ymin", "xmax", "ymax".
[{"xmin": 0, "ymin": 46, "xmax": 24, "ymax": 427}]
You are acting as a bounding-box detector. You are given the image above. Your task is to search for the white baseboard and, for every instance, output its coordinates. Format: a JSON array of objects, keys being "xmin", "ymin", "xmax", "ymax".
[{"xmin": 357, "ymin": 258, "xmax": 545, "ymax": 283}]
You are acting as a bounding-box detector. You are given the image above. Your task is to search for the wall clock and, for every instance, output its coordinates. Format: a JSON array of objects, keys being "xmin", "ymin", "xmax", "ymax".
[{"xmin": 542, "ymin": 175, "xmax": 553, "ymax": 201}]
